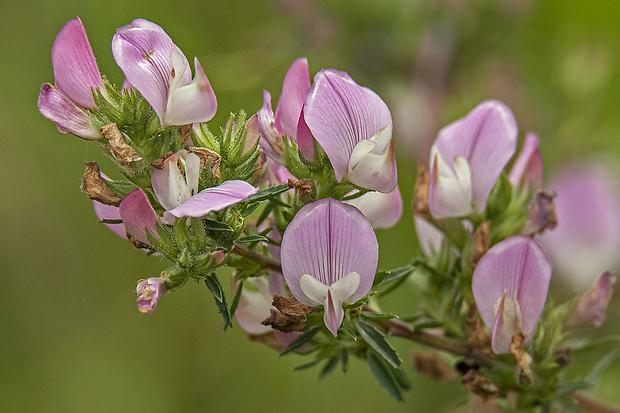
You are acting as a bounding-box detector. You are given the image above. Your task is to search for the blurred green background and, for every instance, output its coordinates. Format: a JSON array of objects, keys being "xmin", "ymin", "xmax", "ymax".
[{"xmin": 2, "ymin": 0, "xmax": 620, "ymax": 411}]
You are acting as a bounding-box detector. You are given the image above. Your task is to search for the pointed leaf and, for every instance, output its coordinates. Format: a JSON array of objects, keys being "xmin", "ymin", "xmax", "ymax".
[
  {"xmin": 278, "ymin": 325, "xmax": 323, "ymax": 356},
  {"xmin": 356, "ymin": 319, "xmax": 401, "ymax": 368},
  {"xmin": 204, "ymin": 275, "xmax": 232, "ymax": 331},
  {"xmin": 366, "ymin": 349, "xmax": 404, "ymax": 402}
]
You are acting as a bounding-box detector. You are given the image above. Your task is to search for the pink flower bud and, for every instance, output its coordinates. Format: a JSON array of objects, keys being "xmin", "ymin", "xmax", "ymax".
[{"xmin": 136, "ymin": 277, "xmax": 167, "ymax": 313}]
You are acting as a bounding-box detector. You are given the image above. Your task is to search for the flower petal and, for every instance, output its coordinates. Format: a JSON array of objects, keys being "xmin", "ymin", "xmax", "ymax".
[
  {"xmin": 163, "ymin": 55, "xmax": 217, "ymax": 126},
  {"xmin": 539, "ymin": 164, "xmax": 620, "ymax": 289},
  {"xmin": 280, "ymin": 198, "xmax": 378, "ymax": 307},
  {"xmin": 137, "ymin": 277, "xmax": 167, "ymax": 313},
  {"xmin": 429, "ymin": 149, "xmax": 474, "ymax": 218},
  {"xmin": 567, "ymin": 271, "xmax": 615, "ymax": 327},
  {"xmin": 164, "ymin": 180, "xmax": 259, "ymax": 220},
  {"xmin": 233, "ymin": 277, "xmax": 274, "ymax": 335},
  {"xmin": 491, "ymin": 291, "xmax": 523, "ymax": 354},
  {"xmin": 119, "ymin": 188, "xmax": 160, "ymax": 244},
  {"xmin": 38, "ymin": 84, "xmax": 100, "ymax": 139},
  {"xmin": 304, "ymin": 69, "xmax": 392, "ymax": 183},
  {"xmin": 432, "ymin": 100, "xmax": 517, "ymax": 213},
  {"xmin": 52, "ymin": 17, "xmax": 103, "ymax": 108},
  {"xmin": 414, "ymin": 217, "xmax": 445, "ymax": 257},
  {"xmin": 257, "ymin": 90, "xmax": 286, "ymax": 164},
  {"xmin": 345, "ymin": 186, "xmax": 403, "ymax": 229},
  {"xmin": 472, "ymin": 235, "xmax": 551, "ymax": 343},
  {"xmin": 112, "ymin": 19, "xmax": 190, "ymax": 123},
  {"xmin": 347, "ymin": 126, "xmax": 398, "ymax": 192},
  {"xmin": 93, "ymin": 201, "xmax": 126, "ymax": 239},
  {"xmin": 509, "ymin": 132, "xmax": 542, "ymax": 191},
  {"xmin": 274, "ymin": 57, "xmax": 310, "ymax": 139},
  {"xmin": 151, "ymin": 151, "xmax": 193, "ymax": 210}
]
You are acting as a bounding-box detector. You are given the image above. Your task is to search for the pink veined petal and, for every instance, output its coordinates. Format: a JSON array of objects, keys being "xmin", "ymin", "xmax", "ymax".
[
  {"xmin": 491, "ymin": 292, "xmax": 521, "ymax": 354},
  {"xmin": 324, "ymin": 290, "xmax": 344, "ymax": 337},
  {"xmin": 243, "ymin": 113, "xmax": 261, "ymax": 156},
  {"xmin": 280, "ymin": 198, "xmax": 378, "ymax": 307},
  {"xmin": 38, "ymin": 84, "xmax": 100, "ymax": 139},
  {"xmin": 345, "ymin": 186, "xmax": 403, "ymax": 229},
  {"xmin": 52, "ymin": 17, "xmax": 103, "ymax": 109},
  {"xmin": 233, "ymin": 278, "xmax": 274, "ymax": 336},
  {"xmin": 472, "ymin": 235, "xmax": 551, "ymax": 342},
  {"xmin": 509, "ymin": 132, "xmax": 542, "ymax": 190},
  {"xmin": 433, "ymin": 100, "xmax": 517, "ymax": 213},
  {"xmin": 257, "ymin": 90, "xmax": 286, "ymax": 164},
  {"xmin": 164, "ymin": 180, "xmax": 259, "ymax": 221},
  {"xmin": 539, "ymin": 164, "xmax": 620, "ymax": 289},
  {"xmin": 92, "ymin": 200, "xmax": 126, "ymax": 239},
  {"xmin": 274, "ymin": 57, "xmax": 310, "ymax": 139},
  {"xmin": 295, "ymin": 108, "xmax": 315, "ymax": 161},
  {"xmin": 304, "ymin": 69, "xmax": 392, "ymax": 182},
  {"xmin": 163, "ymin": 56, "xmax": 217, "ymax": 127},
  {"xmin": 112, "ymin": 19, "xmax": 190, "ymax": 123},
  {"xmin": 119, "ymin": 188, "xmax": 160, "ymax": 245}
]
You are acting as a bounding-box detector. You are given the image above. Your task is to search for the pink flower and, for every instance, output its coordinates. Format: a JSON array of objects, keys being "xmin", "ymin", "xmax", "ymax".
[
  {"xmin": 567, "ymin": 271, "xmax": 615, "ymax": 327},
  {"xmin": 112, "ymin": 19, "xmax": 217, "ymax": 127},
  {"xmin": 136, "ymin": 277, "xmax": 167, "ymax": 313},
  {"xmin": 472, "ymin": 235, "xmax": 551, "ymax": 354},
  {"xmin": 345, "ymin": 187, "xmax": 403, "ymax": 229},
  {"xmin": 280, "ymin": 198, "xmax": 378, "ymax": 336},
  {"xmin": 508, "ymin": 133, "xmax": 543, "ymax": 192},
  {"xmin": 429, "ymin": 100, "xmax": 517, "ymax": 218},
  {"xmin": 38, "ymin": 17, "xmax": 103, "ymax": 139}
]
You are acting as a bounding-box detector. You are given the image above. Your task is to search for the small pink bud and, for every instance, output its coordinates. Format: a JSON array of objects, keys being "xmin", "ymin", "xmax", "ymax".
[
  {"xmin": 567, "ymin": 271, "xmax": 615, "ymax": 327},
  {"xmin": 136, "ymin": 277, "xmax": 167, "ymax": 313}
]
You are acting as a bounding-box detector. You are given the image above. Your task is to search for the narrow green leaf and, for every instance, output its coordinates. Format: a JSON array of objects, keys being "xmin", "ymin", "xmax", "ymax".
[
  {"xmin": 236, "ymin": 235, "xmax": 269, "ymax": 244},
  {"xmin": 203, "ymin": 219, "xmax": 234, "ymax": 233},
  {"xmin": 293, "ymin": 359, "xmax": 321, "ymax": 371},
  {"xmin": 256, "ymin": 202, "xmax": 275, "ymax": 227},
  {"xmin": 586, "ymin": 349, "xmax": 620, "ymax": 383},
  {"xmin": 242, "ymin": 202, "xmax": 260, "ymax": 217},
  {"xmin": 245, "ymin": 184, "xmax": 290, "ymax": 203},
  {"xmin": 361, "ymin": 311, "xmax": 399, "ymax": 321},
  {"xmin": 366, "ymin": 349, "xmax": 403, "ymax": 402},
  {"xmin": 320, "ymin": 356, "xmax": 340, "ymax": 379},
  {"xmin": 555, "ymin": 381, "xmax": 592, "ymax": 395},
  {"xmin": 204, "ymin": 275, "xmax": 232, "ymax": 331},
  {"xmin": 340, "ymin": 348, "xmax": 349, "ymax": 373},
  {"xmin": 356, "ymin": 319, "xmax": 402, "ymax": 368},
  {"xmin": 412, "ymin": 321, "xmax": 445, "ymax": 330},
  {"xmin": 377, "ymin": 264, "xmax": 416, "ymax": 286},
  {"xmin": 278, "ymin": 326, "xmax": 322, "ymax": 356},
  {"xmin": 229, "ymin": 280, "xmax": 244, "ymax": 319}
]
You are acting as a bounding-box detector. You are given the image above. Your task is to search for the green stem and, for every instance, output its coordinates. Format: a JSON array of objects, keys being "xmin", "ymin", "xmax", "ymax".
[{"xmin": 232, "ymin": 244, "xmax": 282, "ymax": 273}]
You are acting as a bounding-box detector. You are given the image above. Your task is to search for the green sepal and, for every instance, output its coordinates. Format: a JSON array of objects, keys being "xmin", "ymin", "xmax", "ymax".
[
  {"xmin": 204, "ymin": 274, "xmax": 232, "ymax": 331},
  {"xmin": 173, "ymin": 216, "xmax": 190, "ymax": 249},
  {"xmin": 356, "ymin": 319, "xmax": 402, "ymax": 368},
  {"xmin": 236, "ymin": 235, "xmax": 269, "ymax": 244},
  {"xmin": 278, "ymin": 325, "xmax": 323, "ymax": 356},
  {"xmin": 485, "ymin": 172, "xmax": 512, "ymax": 220},
  {"xmin": 374, "ymin": 263, "xmax": 416, "ymax": 287},
  {"xmin": 242, "ymin": 202, "xmax": 260, "ymax": 217},
  {"xmin": 361, "ymin": 311, "xmax": 399, "ymax": 321},
  {"xmin": 192, "ymin": 122, "xmax": 219, "ymax": 152},
  {"xmin": 103, "ymin": 179, "xmax": 137, "ymax": 200},
  {"xmin": 203, "ymin": 219, "xmax": 234, "ymax": 233},
  {"xmin": 283, "ymin": 138, "xmax": 312, "ymax": 179}
]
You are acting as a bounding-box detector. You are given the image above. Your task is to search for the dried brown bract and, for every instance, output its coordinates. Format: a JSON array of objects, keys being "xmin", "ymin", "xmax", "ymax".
[
  {"xmin": 82, "ymin": 161, "xmax": 122, "ymax": 206},
  {"xmin": 510, "ymin": 332, "xmax": 532, "ymax": 382},
  {"xmin": 471, "ymin": 221, "xmax": 490, "ymax": 265},
  {"xmin": 411, "ymin": 351, "xmax": 457, "ymax": 381},
  {"xmin": 261, "ymin": 295, "xmax": 315, "ymax": 333},
  {"xmin": 189, "ymin": 147, "xmax": 221, "ymax": 178},
  {"xmin": 414, "ymin": 163, "xmax": 431, "ymax": 218},
  {"xmin": 288, "ymin": 179, "xmax": 314, "ymax": 201},
  {"xmin": 101, "ymin": 123, "xmax": 142, "ymax": 167}
]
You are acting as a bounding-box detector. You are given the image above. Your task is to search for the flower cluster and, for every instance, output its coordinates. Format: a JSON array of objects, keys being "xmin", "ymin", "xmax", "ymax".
[{"xmin": 39, "ymin": 17, "xmax": 617, "ymax": 410}]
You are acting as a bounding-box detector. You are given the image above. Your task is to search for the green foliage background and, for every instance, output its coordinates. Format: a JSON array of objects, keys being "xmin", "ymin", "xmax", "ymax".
[{"xmin": 2, "ymin": 0, "xmax": 619, "ymax": 411}]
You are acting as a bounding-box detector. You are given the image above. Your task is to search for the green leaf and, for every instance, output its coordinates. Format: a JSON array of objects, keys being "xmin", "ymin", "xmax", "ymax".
[
  {"xmin": 293, "ymin": 359, "xmax": 321, "ymax": 371},
  {"xmin": 278, "ymin": 326, "xmax": 323, "ymax": 356},
  {"xmin": 236, "ymin": 235, "xmax": 269, "ymax": 244},
  {"xmin": 356, "ymin": 319, "xmax": 402, "ymax": 368},
  {"xmin": 242, "ymin": 202, "xmax": 260, "ymax": 217},
  {"xmin": 229, "ymin": 280, "xmax": 244, "ymax": 319},
  {"xmin": 203, "ymin": 219, "xmax": 234, "ymax": 233},
  {"xmin": 256, "ymin": 202, "xmax": 276, "ymax": 227},
  {"xmin": 412, "ymin": 321, "xmax": 445, "ymax": 330},
  {"xmin": 361, "ymin": 311, "xmax": 399, "ymax": 321},
  {"xmin": 555, "ymin": 381, "xmax": 591, "ymax": 395},
  {"xmin": 374, "ymin": 264, "xmax": 416, "ymax": 287},
  {"xmin": 586, "ymin": 349, "xmax": 620, "ymax": 383},
  {"xmin": 340, "ymin": 348, "xmax": 350, "ymax": 373},
  {"xmin": 245, "ymin": 184, "xmax": 290, "ymax": 203},
  {"xmin": 320, "ymin": 356, "xmax": 340, "ymax": 379},
  {"xmin": 366, "ymin": 349, "xmax": 404, "ymax": 402},
  {"xmin": 99, "ymin": 219, "xmax": 123, "ymax": 225},
  {"xmin": 204, "ymin": 275, "xmax": 232, "ymax": 331},
  {"xmin": 485, "ymin": 172, "xmax": 512, "ymax": 219}
]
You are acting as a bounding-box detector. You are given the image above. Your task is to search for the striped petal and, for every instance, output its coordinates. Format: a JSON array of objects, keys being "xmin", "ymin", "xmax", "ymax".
[
  {"xmin": 472, "ymin": 235, "xmax": 551, "ymax": 354},
  {"xmin": 52, "ymin": 17, "xmax": 103, "ymax": 109},
  {"xmin": 38, "ymin": 84, "xmax": 100, "ymax": 139},
  {"xmin": 274, "ymin": 57, "xmax": 310, "ymax": 139},
  {"xmin": 280, "ymin": 198, "xmax": 378, "ymax": 334},
  {"xmin": 119, "ymin": 188, "xmax": 160, "ymax": 245},
  {"xmin": 164, "ymin": 180, "xmax": 259, "ymax": 221}
]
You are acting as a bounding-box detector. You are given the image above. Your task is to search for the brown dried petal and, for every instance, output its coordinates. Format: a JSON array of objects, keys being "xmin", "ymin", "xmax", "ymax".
[
  {"xmin": 189, "ymin": 147, "xmax": 221, "ymax": 178},
  {"xmin": 288, "ymin": 179, "xmax": 314, "ymax": 201},
  {"xmin": 101, "ymin": 123, "xmax": 142, "ymax": 167},
  {"xmin": 462, "ymin": 370, "xmax": 501, "ymax": 400},
  {"xmin": 261, "ymin": 295, "xmax": 315, "ymax": 333},
  {"xmin": 466, "ymin": 319, "xmax": 492, "ymax": 356},
  {"xmin": 509, "ymin": 332, "xmax": 532, "ymax": 382},
  {"xmin": 411, "ymin": 351, "xmax": 457, "ymax": 381},
  {"xmin": 82, "ymin": 162, "xmax": 122, "ymax": 206}
]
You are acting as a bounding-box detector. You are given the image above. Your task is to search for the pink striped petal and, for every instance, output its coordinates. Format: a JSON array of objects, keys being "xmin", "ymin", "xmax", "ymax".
[
  {"xmin": 164, "ymin": 180, "xmax": 259, "ymax": 221},
  {"xmin": 38, "ymin": 84, "xmax": 100, "ymax": 139},
  {"xmin": 345, "ymin": 186, "xmax": 403, "ymax": 229},
  {"xmin": 274, "ymin": 57, "xmax": 310, "ymax": 139},
  {"xmin": 119, "ymin": 188, "xmax": 160, "ymax": 245},
  {"xmin": 258, "ymin": 91, "xmax": 286, "ymax": 164},
  {"xmin": 112, "ymin": 19, "xmax": 190, "ymax": 123},
  {"xmin": 430, "ymin": 100, "xmax": 517, "ymax": 216},
  {"xmin": 93, "ymin": 201, "xmax": 126, "ymax": 239},
  {"xmin": 52, "ymin": 17, "xmax": 103, "ymax": 109},
  {"xmin": 509, "ymin": 133, "xmax": 543, "ymax": 191},
  {"xmin": 472, "ymin": 235, "xmax": 551, "ymax": 353},
  {"xmin": 304, "ymin": 70, "xmax": 394, "ymax": 190},
  {"xmin": 280, "ymin": 198, "xmax": 378, "ymax": 311}
]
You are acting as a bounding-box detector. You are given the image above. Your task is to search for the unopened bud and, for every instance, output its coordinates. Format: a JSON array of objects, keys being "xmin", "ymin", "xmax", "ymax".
[{"xmin": 567, "ymin": 271, "xmax": 615, "ymax": 327}]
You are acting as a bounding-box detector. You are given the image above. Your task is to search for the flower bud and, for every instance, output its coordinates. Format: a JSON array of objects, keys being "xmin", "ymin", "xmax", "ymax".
[{"xmin": 136, "ymin": 276, "xmax": 167, "ymax": 313}]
